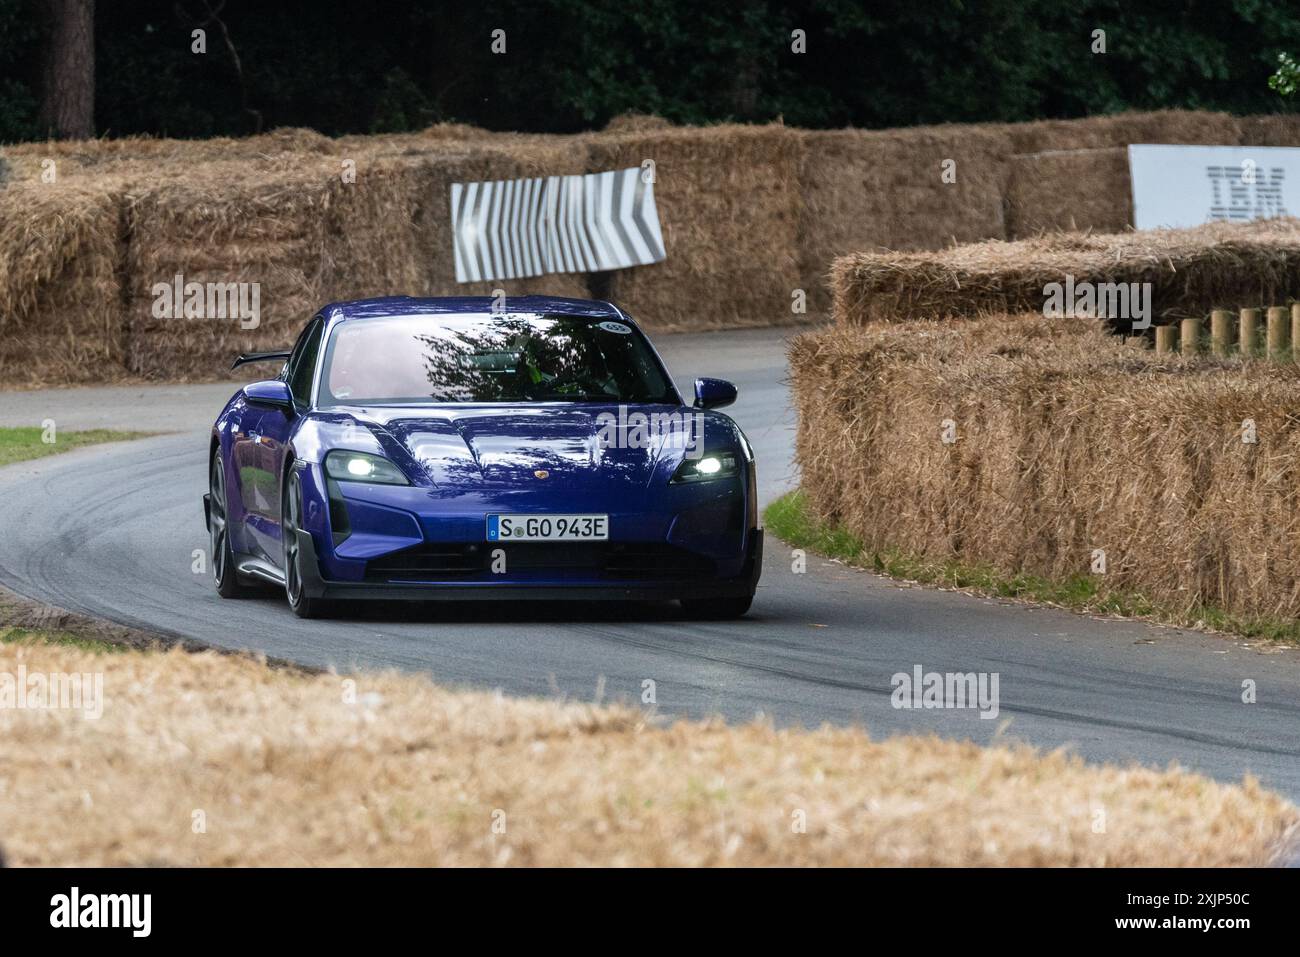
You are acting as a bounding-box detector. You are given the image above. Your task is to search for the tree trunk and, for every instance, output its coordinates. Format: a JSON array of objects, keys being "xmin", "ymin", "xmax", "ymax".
[{"xmin": 38, "ymin": 0, "xmax": 95, "ymax": 140}]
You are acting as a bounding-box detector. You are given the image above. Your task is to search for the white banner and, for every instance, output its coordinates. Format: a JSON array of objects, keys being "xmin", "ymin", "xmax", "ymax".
[
  {"xmin": 450, "ymin": 167, "xmax": 666, "ymax": 283},
  {"xmin": 1128, "ymin": 144, "xmax": 1297, "ymax": 230}
]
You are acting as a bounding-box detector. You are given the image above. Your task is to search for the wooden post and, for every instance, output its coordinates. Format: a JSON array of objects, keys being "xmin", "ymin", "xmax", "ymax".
[
  {"xmin": 1155, "ymin": 325, "xmax": 1177, "ymax": 354},
  {"xmin": 1267, "ymin": 306, "xmax": 1289, "ymax": 359},
  {"xmin": 1240, "ymin": 308, "xmax": 1260, "ymax": 356},
  {"xmin": 1180, "ymin": 317, "xmax": 1201, "ymax": 356},
  {"xmin": 1210, "ymin": 309, "xmax": 1233, "ymax": 357},
  {"xmin": 1293, "ymin": 304, "xmax": 1300, "ymax": 362}
]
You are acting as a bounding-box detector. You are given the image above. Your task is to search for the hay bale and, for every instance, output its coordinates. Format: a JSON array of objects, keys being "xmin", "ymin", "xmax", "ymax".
[
  {"xmin": 999, "ymin": 110, "xmax": 1243, "ymax": 155},
  {"xmin": 415, "ymin": 122, "xmax": 494, "ymax": 141},
  {"xmin": 1240, "ymin": 113, "xmax": 1300, "ymax": 147},
  {"xmin": 604, "ymin": 113, "xmax": 673, "ymax": 133},
  {"xmin": 0, "ymin": 177, "xmax": 128, "ymax": 386},
  {"xmin": 241, "ymin": 127, "xmax": 336, "ymax": 154},
  {"xmin": 10, "ymin": 108, "xmax": 1295, "ymax": 387},
  {"xmin": 798, "ymin": 111, "xmax": 1243, "ymax": 311},
  {"xmin": 790, "ymin": 314, "xmax": 1300, "ymax": 619},
  {"xmin": 89, "ymin": 134, "xmax": 599, "ymax": 382},
  {"xmin": 322, "ymin": 137, "xmax": 596, "ymax": 309},
  {"xmin": 0, "ymin": 141, "xmax": 106, "ymax": 183},
  {"xmin": 797, "ymin": 124, "xmax": 1013, "ymax": 313},
  {"xmin": 122, "ymin": 158, "xmax": 339, "ymax": 379},
  {"xmin": 588, "ymin": 124, "xmax": 806, "ymax": 331},
  {"xmin": 1, "ymin": 129, "xmax": 343, "ymax": 183},
  {"xmin": 333, "ymin": 125, "xmax": 491, "ymax": 162},
  {"xmin": 831, "ymin": 218, "xmax": 1300, "ymax": 326},
  {"xmin": 1005, "ymin": 147, "xmax": 1132, "ymax": 238}
]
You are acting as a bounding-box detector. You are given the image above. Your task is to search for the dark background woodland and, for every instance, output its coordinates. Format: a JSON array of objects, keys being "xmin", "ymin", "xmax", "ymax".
[{"xmin": 2, "ymin": 0, "xmax": 1299, "ymax": 144}]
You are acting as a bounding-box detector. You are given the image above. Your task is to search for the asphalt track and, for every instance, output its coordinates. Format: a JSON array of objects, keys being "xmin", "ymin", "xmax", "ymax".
[{"xmin": 2, "ymin": 327, "xmax": 1299, "ymax": 800}]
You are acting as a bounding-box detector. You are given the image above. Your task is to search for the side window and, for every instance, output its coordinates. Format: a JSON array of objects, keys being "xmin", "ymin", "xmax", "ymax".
[
  {"xmin": 282, "ymin": 320, "xmax": 314, "ymax": 382},
  {"xmin": 288, "ymin": 320, "xmax": 324, "ymax": 407}
]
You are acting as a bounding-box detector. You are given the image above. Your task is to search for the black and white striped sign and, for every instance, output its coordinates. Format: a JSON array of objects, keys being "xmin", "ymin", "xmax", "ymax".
[{"xmin": 451, "ymin": 168, "xmax": 667, "ymax": 282}]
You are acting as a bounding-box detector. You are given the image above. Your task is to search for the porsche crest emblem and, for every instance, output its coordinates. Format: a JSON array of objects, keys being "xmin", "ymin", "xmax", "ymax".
[{"xmin": 534, "ymin": 469, "xmax": 550, "ymax": 480}]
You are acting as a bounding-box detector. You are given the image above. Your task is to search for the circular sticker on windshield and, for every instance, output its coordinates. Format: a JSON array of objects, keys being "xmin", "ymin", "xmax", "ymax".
[{"xmin": 597, "ymin": 321, "xmax": 632, "ymax": 334}]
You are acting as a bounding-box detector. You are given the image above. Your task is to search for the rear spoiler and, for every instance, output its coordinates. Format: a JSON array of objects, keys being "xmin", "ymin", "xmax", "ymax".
[{"xmin": 230, "ymin": 351, "xmax": 291, "ymax": 371}]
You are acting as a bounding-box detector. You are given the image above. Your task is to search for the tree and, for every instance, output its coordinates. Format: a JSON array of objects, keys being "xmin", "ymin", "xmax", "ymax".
[
  {"xmin": 1270, "ymin": 53, "xmax": 1300, "ymax": 97},
  {"xmin": 37, "ymin": 0, "xmax": 94, "ymax": 139}
]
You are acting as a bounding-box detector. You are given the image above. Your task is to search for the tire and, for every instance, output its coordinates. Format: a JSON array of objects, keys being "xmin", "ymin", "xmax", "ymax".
[
  {"xmin": 282, "ymin": 468, "xmax": 331, "ymax": 619},
  {"xmin": 680, "ymin": 596, "xmax": 753, "ymax": 620},
  {"xmin": 210, "ymin": 455, "xmax": 252, "ymax": 598}
]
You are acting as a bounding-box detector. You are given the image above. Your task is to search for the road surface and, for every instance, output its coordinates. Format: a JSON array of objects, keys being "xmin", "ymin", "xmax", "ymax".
[{"xmin": 2, "ymin": 327, "xmax": 1298, "ymax": 799}]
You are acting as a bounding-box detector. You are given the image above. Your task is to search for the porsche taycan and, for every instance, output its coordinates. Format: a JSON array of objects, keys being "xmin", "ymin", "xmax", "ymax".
[{"xmin": 204, "ymin": 296, "xmax": 762, "ymax": 618}]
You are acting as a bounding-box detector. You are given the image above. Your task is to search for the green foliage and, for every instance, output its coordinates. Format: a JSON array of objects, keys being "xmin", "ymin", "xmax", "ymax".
[
  {"xmin": 370, "ymin": 68, "xmax": 436, "ymax": 134},
  {"xmin": 1270, "ymin": 52, "xmax": 1300, "ymax": 96}
]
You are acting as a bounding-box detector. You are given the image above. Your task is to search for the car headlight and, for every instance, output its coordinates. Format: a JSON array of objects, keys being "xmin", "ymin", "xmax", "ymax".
[
  {"xmin": 671, "ymin": 451, "xmax": 739, "ymax": 484},
  {"xmin": 323, "ymin": 450, "xmax": 410, "ymax": 485}
]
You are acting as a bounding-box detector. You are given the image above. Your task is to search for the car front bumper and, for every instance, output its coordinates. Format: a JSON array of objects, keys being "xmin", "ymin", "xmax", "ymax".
[{"xmin": 293, "ymin": 527, "xmax": 763, "ymax": 602}]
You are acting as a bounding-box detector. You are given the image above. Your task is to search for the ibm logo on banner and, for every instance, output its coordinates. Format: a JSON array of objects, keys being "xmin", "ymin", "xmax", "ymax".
[
  {"xmin": 450, "ymin": 167, "xmax": 667, "ymax": 283},
  {"xmin": 1206, "ymin": 164, "xmax": 1288, "ymax": 222}
]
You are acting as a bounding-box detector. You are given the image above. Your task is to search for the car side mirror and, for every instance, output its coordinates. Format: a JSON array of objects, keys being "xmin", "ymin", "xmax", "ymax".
[
  {"xmin": 243, "ymin": 379, "xmax": 294, "ymax": 412},
  {"xmin": 693, "ymin": 377, "xmax": 737, "ymax": 410}
]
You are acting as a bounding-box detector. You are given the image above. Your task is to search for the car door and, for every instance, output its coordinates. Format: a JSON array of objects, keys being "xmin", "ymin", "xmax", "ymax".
[
  {"xmin": 231, "ymin": 351, "xmax": 290, "ymax": 559},
  {"xmin": 247, "ymin": 318, "xmax": 323, "ymax": 561}
]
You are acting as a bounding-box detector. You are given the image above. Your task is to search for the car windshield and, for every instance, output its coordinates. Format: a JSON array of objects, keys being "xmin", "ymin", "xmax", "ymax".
[{"xmin": 317, "ymin": 313, "xmax": 677, "ymax": 406}]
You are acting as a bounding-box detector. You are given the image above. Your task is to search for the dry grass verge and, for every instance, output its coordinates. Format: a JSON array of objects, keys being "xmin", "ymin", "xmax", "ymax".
[
  {"xmin": 830, "ymin": 218, "xmax": 1300, "ymax": 326},
  {"xmin": 790, "ymin": 314, "xmax": 1300, "ymax": 623},
  {"xmin": 0, "ymin": 632, "xmax": 1294, "ymax": 866}
]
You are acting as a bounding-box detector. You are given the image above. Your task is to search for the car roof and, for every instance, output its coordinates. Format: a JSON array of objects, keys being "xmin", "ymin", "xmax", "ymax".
[{"xmin": 319, "ymin": 296, "xmax": 630, "ymax": 323}]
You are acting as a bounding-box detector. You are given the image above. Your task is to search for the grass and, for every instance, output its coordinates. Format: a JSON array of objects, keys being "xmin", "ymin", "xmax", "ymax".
[
  {"xmin": 0, "ymin": 623, "xmax": 1296, "ymax": 866},
  {"xmin": 765, "ymin": 490, "xmax": 1300, "ymax": 643},
  {"xmin": 0, "ymin": 426, "xmax": 150, "ymax": 467},
  {"xmin": 0, "ymin": 625, "xmax": 125, "ymax": 655}
]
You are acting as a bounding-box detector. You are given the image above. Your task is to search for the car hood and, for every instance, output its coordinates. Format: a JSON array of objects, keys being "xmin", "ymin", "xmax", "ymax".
[{"xmin": 337, "ymin": 404, "xmax": 708, "ymax": 490}]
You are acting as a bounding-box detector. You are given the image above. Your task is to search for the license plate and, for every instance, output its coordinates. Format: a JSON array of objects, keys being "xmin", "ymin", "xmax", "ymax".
[{"xmin": 486, "ymin": 514, "xmax": 609, "ymax": 542}]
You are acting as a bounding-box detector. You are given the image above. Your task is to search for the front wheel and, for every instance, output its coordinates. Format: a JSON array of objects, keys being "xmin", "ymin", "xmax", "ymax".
[
  {"xmin": 282, "ymin": 469, "xmax": 331, "ymax": 619},
  {"xmin": 680, "ymin": 596, "xmax": 753, "ymax": 620}
]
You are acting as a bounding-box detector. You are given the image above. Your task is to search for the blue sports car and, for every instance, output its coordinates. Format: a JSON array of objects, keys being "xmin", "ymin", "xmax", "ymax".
[{"xmin": 204, "ymin": 296, "xmax": 762, "ymax": 619}]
